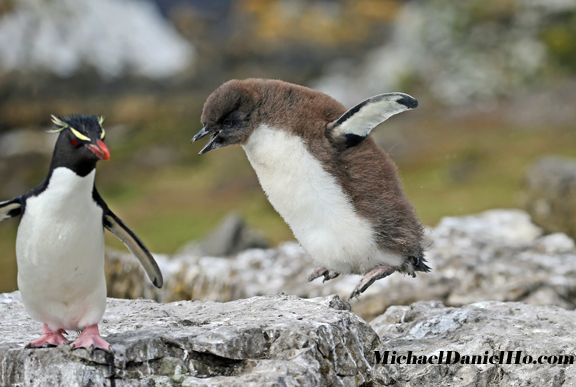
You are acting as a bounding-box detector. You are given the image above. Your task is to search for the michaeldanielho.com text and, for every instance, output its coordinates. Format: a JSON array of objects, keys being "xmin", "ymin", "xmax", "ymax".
[{"xmin": 375, "ymin": 351, "xmax": 575, "ymax": 365}]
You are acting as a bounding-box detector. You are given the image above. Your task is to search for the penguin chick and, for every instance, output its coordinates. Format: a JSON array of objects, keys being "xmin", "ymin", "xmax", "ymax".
[
  {"xmin": 193, "ymin": 79, "xmax": 430, "ymax": 299},
  {"xmin": 0, "ymin": 115, "xmax": 163, "ymax": 351}
]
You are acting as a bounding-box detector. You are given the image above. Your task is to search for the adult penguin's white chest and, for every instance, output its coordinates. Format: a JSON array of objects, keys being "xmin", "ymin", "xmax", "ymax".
[{"xmin": 16, "ymin": 167, "xmax": 106, "ymax": 330}]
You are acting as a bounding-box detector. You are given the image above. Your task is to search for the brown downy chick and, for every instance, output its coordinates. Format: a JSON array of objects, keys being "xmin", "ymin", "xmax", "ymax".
[{"xmin": 194, "ymin": 79, "xmax": 429, "ymax": 299}]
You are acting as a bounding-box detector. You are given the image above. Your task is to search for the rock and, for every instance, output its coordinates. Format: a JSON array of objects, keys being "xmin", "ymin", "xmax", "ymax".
[
  {"xmin": 0, "ymin": 128, "xmax": 56, "ymax": 158},
  {"xmin": 0, "ymin": 292, "xmax": 378, "ymax": 386},
  {"xmin": 178, "ymin": 213, "xmax": 269, "ymax": 257},
  {"xmin": 525, "ymin": 156, "xmax": 576, "ymax": 239},
  {"xmin": 314, "ymin": 1, "xmax": 576, "ymax": 107},
  {"xmin": 0, "ymin": 0, "xmax": 194, "ymax": 78},
  {"xmin": 370, "ymin": 301, "xmax": 576, "ymax": 386},
  {"xmin": 106, "ymin": 209, "xmax": 576, "ymax": 320}
]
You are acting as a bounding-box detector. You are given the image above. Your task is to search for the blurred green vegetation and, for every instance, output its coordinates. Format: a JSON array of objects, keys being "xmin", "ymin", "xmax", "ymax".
[
  {"xmin": 237, "ymin": 0, "xmax": 399, "ymax": 47},
  {"xmin": 543, "ymin": 12, "xmax": 576, "ymax": 73}
]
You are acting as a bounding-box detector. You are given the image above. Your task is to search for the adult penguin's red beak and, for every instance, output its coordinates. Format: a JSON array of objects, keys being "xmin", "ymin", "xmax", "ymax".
[{"xmin": 87, "ymin": 140, "xmax": 110, "ymax": 160}]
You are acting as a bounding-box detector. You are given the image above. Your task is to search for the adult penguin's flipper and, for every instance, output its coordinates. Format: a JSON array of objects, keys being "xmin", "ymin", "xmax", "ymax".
[
  {"xmin": 0, "ymin": 198, "xmax": 23, "ymax": 222},
  {"xmin": 94, "ymin": 190, "xmax": 163, "ymax": 288}
]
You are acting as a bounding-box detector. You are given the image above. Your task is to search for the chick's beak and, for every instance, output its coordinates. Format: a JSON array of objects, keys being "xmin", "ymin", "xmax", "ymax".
[
  {"xmin": 87, "ymin": 140, "xmax": 111, "ymax": 160},
  {"xmin": 192, "ymin": 126, "xmax": 210, "ymax": 142},
  {"xmin": 192, "ymin": 126, "xmax": 223, "ymax": 155}
]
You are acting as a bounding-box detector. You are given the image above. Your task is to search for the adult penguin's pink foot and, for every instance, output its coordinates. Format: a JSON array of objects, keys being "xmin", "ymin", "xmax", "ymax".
[
  {"xmin": 26, "ymin": 324, "xmax": 69, "ymax": 348},
  {"xmin": 71, "ymin": 324, "xmax": 111, "ymax": 351}
]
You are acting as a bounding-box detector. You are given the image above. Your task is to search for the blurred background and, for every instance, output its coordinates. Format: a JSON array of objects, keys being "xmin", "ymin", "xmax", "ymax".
[{"xmin": 1, "ymin": 0, "xmax": 575, "ymax": 292}]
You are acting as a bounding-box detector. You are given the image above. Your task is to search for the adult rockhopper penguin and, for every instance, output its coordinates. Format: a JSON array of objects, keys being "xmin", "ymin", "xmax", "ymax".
[
  {"xmin": 193, "ymin": 79, "xmax": 430, "ymax": 299},
  {"xmin": 0, "ymin": 115, "xmax": 163, "ymax": 351}
]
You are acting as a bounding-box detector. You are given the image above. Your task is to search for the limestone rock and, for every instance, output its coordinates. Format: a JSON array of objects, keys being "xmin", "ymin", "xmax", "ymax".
[
  {"xmin": 178, "ymin": 213, "xmax": 269, "ymax": 257},
  {"xmin": 370, "ymin": 301, "xmax": 576, "ymax": 386},
  {"xmin": 0, "ymin": 0, "xmax": 194, "ymax": 78},
  {"xmin": 107, "ymin": 209, "xmax": 576, "ymax": 320},
  {"xmin": 314, "ymin": 1, "xmax": 576, "ymax": 107},
  {"xmin": 525, "ymin": 156, "xmax": 576, "ymax": 239},
  {"xmin": 0, "ymin": 292, "xmax": 378, "ymax": 386}
]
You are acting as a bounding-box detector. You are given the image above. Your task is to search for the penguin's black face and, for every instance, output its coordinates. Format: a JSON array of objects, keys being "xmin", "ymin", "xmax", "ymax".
[
  {"xmin": 193, "ymin": 81, "xmax": 258, "ymax": 154},
  {"xmin": 52, "ymin": 115, "xmax": 110, "ymax": 162}
]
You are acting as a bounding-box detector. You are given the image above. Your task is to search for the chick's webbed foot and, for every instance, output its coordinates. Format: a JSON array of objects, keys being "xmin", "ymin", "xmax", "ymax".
[
  {"xmin": 71, "ymin": 324, "xmax": 111, "ymax": 352},
  {"xmin": 349, "ymin": 265, "xmax": 396, "ymax": 300},
  {"xmin": 308, "ymin": 267, "xmax": 340, "ymax": 283},
  {"xmin": 26, "ymin": 324, "xmax": 69, "ymax": 348}
]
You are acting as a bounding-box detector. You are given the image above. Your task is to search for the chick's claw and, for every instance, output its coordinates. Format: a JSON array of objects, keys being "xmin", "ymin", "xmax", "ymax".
[
  {"xmin": 349, "ymin": 265, "xmax": 396, "ymax": 300},
  {"xmin": 308, "ymin": 267, "xmax": 340, "ymax": 283}
]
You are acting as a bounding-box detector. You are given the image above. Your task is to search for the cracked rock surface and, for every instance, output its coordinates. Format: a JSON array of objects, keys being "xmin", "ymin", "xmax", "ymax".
[
  {"xmin": 107, "ymin": 209, "xmax": 576, "ymax": 320},
  {"xmin": 0, "ymin": 293, "xmax": 378, "ymax": 386},
  {"xmin": 371, "ymin": 301, "xmax": 576, "ymax": 386}
]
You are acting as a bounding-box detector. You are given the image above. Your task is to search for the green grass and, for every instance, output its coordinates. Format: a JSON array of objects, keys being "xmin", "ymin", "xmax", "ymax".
[
  {"xmin": 402, "ymin": 123, "xmax": 576, "ymax": 220},
  {"xmin": 0, "ymin": 224, "xmax": 17, "ymax": 292},
  {"xmin": 1, "ymin": 119, "xmax": 575, "ymax": 292}
]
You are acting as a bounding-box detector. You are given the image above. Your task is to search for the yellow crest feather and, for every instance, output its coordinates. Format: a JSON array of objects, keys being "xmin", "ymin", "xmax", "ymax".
[
  {"xmin": 47, "ymin": 114, "xmax": 68, "ymax": 133},
  {"xmin": 70, "ymin": 127, "xmax": 91, "ymax": 142}
]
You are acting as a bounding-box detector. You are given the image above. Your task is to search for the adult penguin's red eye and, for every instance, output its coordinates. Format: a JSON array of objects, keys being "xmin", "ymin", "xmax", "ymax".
[{"xmin": 70, "ymin": 138, "xmax": 79, "ymax": 146}]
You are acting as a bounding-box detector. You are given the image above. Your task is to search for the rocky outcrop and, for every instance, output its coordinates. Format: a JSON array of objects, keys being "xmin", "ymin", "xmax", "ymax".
[
  {"xmin": 3, "ymin": 292, "xmax": 575, "ymax": 386},
  {"xmin": 177, "ymin": 213, "xmax": 269, "ymax": 258},
  {"xmin": 314, "ymin": 1, "xmax": 576, "ymax": 107},
  {"xmin": 0, "ymin": 0, "xmax": 194, "ymax": 78},
  {"xmin": 525, "ymin": 156, "xmax": 576, "ymax": 239},
  {"xmin": 0, "ymin": 292, "xmax": 378, "ymax": 386},
  {"xmin": 107, "ymin": 209, "xmax": 576, "ymax": 320},
  {"xmin": 371, "ymin": 301, "xmax": 576, "ymax": 386}
]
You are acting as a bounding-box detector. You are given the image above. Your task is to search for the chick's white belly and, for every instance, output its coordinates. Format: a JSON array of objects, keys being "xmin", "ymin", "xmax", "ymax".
[
  {"xmin": 16, "ymin": 202, "xmax": 106, "ymax": 331},
  {"xmin": 261, "ymin": 182, "xmax": 402, "ymax": 274},
  {"xmin": 244, "ymin": 125, "xmax": 403, "ymax": 274}
]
